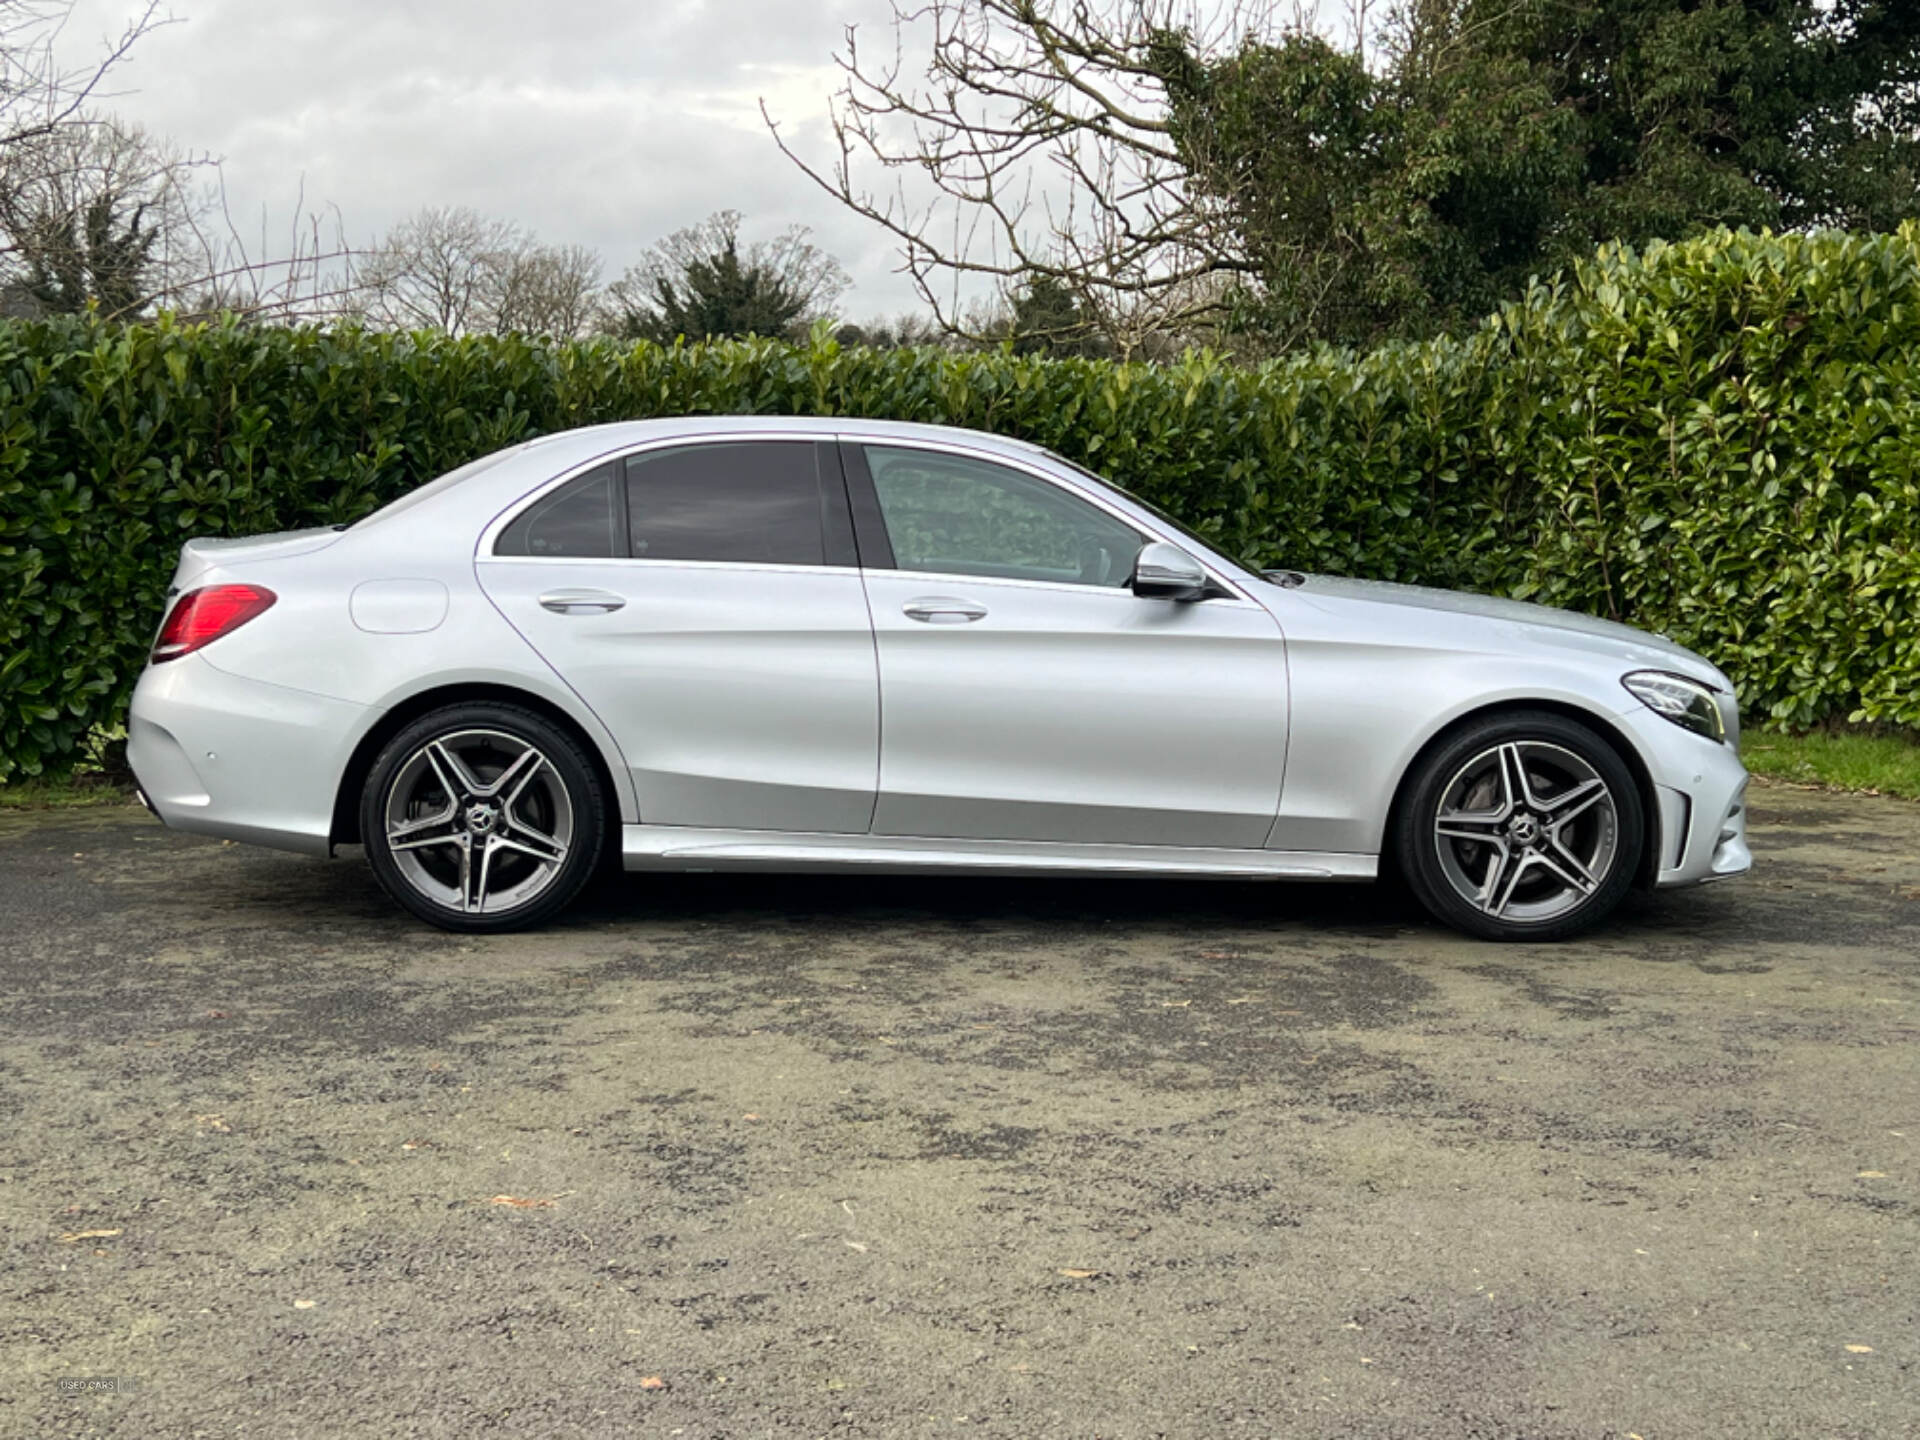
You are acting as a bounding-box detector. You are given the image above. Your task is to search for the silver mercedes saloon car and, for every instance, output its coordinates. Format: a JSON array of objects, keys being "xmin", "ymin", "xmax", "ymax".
[{"xmin": 127, "ymin": 417, "xmax": 1750, "ymax": 940}]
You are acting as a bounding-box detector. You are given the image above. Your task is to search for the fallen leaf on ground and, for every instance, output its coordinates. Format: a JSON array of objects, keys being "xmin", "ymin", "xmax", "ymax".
[
  {"xmin": 205, "ymin": 1010, "xmax": 227, "ymax": 1019},
  {"xmin": 1058, "ymin": 1268, "xmax": 1100, "ymax": 1279},
  {"xmin": 742, "ymin": 1113, "xmax": 761, "ymax": 1121},
  {"xmin": 640, "ymin": 1376, "xmax": 667, "ymax": 1390},
  {"xmin": 1846, "ymin": 1344, "xmax": 1874, "ymax": 1354},
  {"xmin": 58, "ymin": 1229, "xmax": 121, "ymax": 1243}
]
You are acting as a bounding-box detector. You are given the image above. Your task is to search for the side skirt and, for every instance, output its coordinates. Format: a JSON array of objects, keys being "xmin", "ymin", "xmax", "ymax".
[{"xmin": 621, "ymin": 825, "xmax": 1377, "ymax": 881}]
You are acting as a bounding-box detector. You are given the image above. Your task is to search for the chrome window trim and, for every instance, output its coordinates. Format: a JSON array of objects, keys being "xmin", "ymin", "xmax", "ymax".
[
  {"xmin": 475, "ymin": 425, "xmax": 1255, "ymax": 603},
  {"xmin": 478, "ymin": 554, "xmax": 862, "ymax": 578},
  {"xmin": 856, "ymin": 566, "xmax": 1261, "ymax": 607}
]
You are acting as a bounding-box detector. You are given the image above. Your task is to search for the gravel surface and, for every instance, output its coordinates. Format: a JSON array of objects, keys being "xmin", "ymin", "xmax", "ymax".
[{"xmin": 2, "ymin": 786, "xmax": 1915, "ymax": 1438}]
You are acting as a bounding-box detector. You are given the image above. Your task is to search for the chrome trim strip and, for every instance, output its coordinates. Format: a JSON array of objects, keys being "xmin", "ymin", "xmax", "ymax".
[{"xmin": 474, "ymin": 429, "xmax": 841, "ymax": 558}]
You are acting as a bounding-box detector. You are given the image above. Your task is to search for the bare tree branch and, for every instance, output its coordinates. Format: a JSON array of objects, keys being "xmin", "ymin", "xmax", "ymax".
[{"xmin": 767, "ymin": 0, "xmax": 1389, "ymax": 358}]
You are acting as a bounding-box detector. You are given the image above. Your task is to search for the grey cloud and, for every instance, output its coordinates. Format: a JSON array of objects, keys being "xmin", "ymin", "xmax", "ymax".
[{"xmin": 61, "ymin": 0, "xmax": 928, "ymax": 315}]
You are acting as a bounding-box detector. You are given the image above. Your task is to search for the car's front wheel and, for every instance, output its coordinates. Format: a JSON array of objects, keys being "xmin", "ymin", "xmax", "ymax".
[
  {"xmin": 360, "ymin": 703, "xmax": 606, "ymax": 932},
  {"xmin": 1395, "ymin": 711, "xmax": 1644, "ymax": 942}
]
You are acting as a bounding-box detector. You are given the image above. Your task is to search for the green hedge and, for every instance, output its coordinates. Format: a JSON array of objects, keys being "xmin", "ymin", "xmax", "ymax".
[{"xmin": 3, "ymin": 224, "xmax": 1918, "ymax": 779}]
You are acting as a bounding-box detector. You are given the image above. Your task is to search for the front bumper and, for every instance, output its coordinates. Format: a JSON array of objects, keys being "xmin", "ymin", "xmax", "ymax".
[
  {"xmin": 1619, "ymin": 703, "xmax": 1752, "ymax": 888},
  {"xmin": 127, "ymin": 655, "xmax": 371, "ymax": 856}
]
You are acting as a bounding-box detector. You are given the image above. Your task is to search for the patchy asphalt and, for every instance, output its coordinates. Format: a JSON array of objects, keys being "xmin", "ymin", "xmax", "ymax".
[{"xmin": 1, "ymin": 786, "xmax": 1916, "ymax": 1439}]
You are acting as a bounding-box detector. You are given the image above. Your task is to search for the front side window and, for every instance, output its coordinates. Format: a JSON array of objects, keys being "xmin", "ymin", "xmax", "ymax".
[
  {"xmin": 494, "ymin": 463, "xmax": 619, "ymax": 557},
  {"xmin": 861, "ymin": 445, "xmax": 1143, "ymax": 587},
  {"xmin": 626, "ymin": 442, "xmax": 825, "ymax": 566}
]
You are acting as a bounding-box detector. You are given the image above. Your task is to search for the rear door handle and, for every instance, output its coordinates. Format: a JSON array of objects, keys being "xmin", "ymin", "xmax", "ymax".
[
  {"xmin": 538, "ymin": 588, "xmax": 626, "ymax": 614},
  {"xmin": 903, "ymin": 596, "xmax": 988, "ymax": 624}
]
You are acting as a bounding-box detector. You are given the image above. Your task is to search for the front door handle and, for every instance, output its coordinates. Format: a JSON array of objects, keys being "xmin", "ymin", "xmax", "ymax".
[
  {"xmin": 538, "ymin": 588, "xmax": 626, "ymax": 614},
  {"xmin": 903, "ymin": 596, "xmax": 988, "ymax": 624}
]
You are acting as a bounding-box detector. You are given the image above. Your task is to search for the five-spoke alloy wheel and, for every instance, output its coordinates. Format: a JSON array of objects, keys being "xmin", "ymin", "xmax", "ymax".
[
  {"xmin": 1396, "ymin": 711, "xmax": 1644, "ymax": 941},
  {"xmin": 361, "ymin": 703, "xmax": 606, "ymax": 932}
]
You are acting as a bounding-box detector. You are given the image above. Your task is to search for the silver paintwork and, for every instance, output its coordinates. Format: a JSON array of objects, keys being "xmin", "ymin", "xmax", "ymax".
[{"xmin": 126, "ymin": 415, "xmax": 1752, "ymax": 905}]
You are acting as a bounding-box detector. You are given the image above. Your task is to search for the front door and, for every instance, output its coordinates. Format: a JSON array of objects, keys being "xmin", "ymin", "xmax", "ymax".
[
  {"xmin": 477, "ymin": 439, "xmax": 879, "ymax": 834},
  {"xmin": 847, "ymin": 441, "xmax": 1288, "ymax": 849}
]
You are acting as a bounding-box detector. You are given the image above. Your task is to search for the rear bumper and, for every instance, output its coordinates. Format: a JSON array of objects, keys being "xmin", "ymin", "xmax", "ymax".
[{"xmin": 127, "ymin": 655, "xmax": 370, "ymax": 856}]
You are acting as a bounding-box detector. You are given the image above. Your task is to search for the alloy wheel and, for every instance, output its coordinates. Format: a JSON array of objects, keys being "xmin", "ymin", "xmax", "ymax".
[
  {"xmin": 381, "ymin": 728, "xmax": 574, "ymax": 915},
  {"xmin": 1430, "ymin": 740, "xmax": 1620, "ymax": 925}
]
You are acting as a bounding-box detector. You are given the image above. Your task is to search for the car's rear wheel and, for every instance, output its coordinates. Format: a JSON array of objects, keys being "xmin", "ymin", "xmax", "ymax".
[
  {"xmin": 1395, "ymin": 710, "xmax": 1643, "ymax": 942},
  {"xmin": 360, "ymin": 703, "xmax": 605, "ymax": 932}
]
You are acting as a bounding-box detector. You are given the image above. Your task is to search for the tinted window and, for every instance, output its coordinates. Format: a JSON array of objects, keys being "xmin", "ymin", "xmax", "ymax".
[
  {"xmin": 494, "ymin": 463, "xmax": 619, "ymax": 557},
  {"xmin": 862, "ymin": 445, "xmax": 1142, "ymax": 587},
  {"xmin": 626, "ymin": 442, "xmax": 825, "ymax": 566}
]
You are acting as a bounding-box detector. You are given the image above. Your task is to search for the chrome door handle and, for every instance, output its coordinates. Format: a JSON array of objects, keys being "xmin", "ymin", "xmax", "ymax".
[
  {"xmin": 538, "ymin": 588, "xmax": 626, "ymax": 614},
  {"xmin": 903, "ymin": 596, "xmax": 988, "ymax": 624}
]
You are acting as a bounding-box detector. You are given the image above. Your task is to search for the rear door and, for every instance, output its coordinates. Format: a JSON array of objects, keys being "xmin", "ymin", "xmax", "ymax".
[
  {"xmin": 846, "ymin": 439, "xmax": 1288, "ymax": 849},
  {"xmin": 477, "ymin": 438, "xmax": 879, "ymax": 834}
]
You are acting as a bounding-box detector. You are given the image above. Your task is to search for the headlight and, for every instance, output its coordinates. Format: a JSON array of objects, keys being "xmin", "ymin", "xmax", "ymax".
[{"xmin": 1623, "ymin": 670, "xmax": 1726, "ymax": 743}]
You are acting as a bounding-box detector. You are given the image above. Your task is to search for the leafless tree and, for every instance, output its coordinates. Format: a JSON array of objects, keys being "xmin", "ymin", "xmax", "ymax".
[
  {"xmin": 0, "ymin": 1, "xmax": 169, "ymax": 158},
  {"xmin": 167, "ymin": 182, "xmax": 362, "ymax": 325},
  {"xmin": 492, "ymin": 242, "xmax": 602, "ymax": 338},
  {"xmin": 833, "ymin": 310, "xmax": 951, "ymax": 349},
  {"xmin": 0, "ymin": 116, "xmax": 201, "ymax": 314},
  {"xmin": 766, "ymin": 0, "xmax": 1374, "ymax": 357},
  {"xmin": 355, "ymin": 206, "xmax": 608, "ymax": 337},
  {"xmin": 0, "ymin": 4, "xmax": 364, "ymax": 324},
  {"xmin": 356, "ymin": 206, "xmax": 528, "ymax": 335},
  {"xmin": 600, "ymin": 210, "xmax": 849, "ymax": 342}
]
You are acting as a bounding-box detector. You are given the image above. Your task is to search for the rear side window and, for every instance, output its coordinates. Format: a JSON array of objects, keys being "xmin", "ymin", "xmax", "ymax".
[
  {"xmin": 494, "ymin": 463, "xmax": 619, "ymax": 557},
  {"xmin": 625, "ymin": 442, "xmax": 826, "ymax": 566}
]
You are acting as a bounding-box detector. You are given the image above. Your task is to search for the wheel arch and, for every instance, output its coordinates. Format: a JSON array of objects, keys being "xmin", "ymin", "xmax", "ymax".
[
  {"xmin": 1380, "ymin": 697, "xmax": 1662, "ymax": 890},
  {"xmin": 330, "ymin": 682, "xmax": 626, "ymax": 850}
]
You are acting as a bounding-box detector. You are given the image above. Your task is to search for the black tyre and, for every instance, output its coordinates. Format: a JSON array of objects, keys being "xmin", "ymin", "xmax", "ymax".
[
  {"xmin": 1394, "ymin": 710, "xmax": 1644, "ymax": 942},
  {"xmin": 360, "ymin": 702, "xmax": 606, "ymax": 932}
]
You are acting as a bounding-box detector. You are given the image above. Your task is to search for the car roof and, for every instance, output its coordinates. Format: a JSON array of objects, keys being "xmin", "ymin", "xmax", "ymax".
[{"xmin": 519, "ymin": 414, "xmax": 1051, "ymax": 459}]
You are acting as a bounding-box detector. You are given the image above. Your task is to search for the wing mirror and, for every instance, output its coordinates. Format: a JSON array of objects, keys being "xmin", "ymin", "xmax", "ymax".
[{"xmin": 1130, "ymin": 541, "xmax": 1209, "ymax": 602}]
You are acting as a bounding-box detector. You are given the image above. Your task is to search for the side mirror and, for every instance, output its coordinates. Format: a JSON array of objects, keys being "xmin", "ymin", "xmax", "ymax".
[{"xmin": 1130, "ymin": 541, "xmax": 1208, "ymax": 601}]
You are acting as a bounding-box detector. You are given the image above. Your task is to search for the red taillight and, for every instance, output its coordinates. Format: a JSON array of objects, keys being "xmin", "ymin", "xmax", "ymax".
[{"xmin": 151, "ymin": 584, "xmax": 277, "ymax": 663}]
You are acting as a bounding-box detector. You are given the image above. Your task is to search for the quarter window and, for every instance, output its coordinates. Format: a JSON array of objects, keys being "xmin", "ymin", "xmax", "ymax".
[
  {"xmin": 861, "ymin": 445, "xmax": 1143, "ymax": 587},
  {"xmin": 494, "ymin": 463, "xmax": 619, "ymax": 558},
  {"xmin": 626, "ymin": 442, "xmax": 826, "ymax": 566}
]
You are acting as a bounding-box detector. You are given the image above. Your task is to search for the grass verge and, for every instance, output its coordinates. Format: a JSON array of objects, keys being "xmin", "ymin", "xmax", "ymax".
[
  {"xmin": 1743, "ymin": 725, "xmax": 1920, "ymax": 800},
  {"xmin": 0, "ymin": 775, "xmax": 137, "ymax": 810}
]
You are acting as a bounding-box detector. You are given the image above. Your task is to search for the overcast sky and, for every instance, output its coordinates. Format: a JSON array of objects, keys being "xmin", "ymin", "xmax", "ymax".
[{"xmin": 61, "ymin": 0, "xmax": 938, "ymax": 317}]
